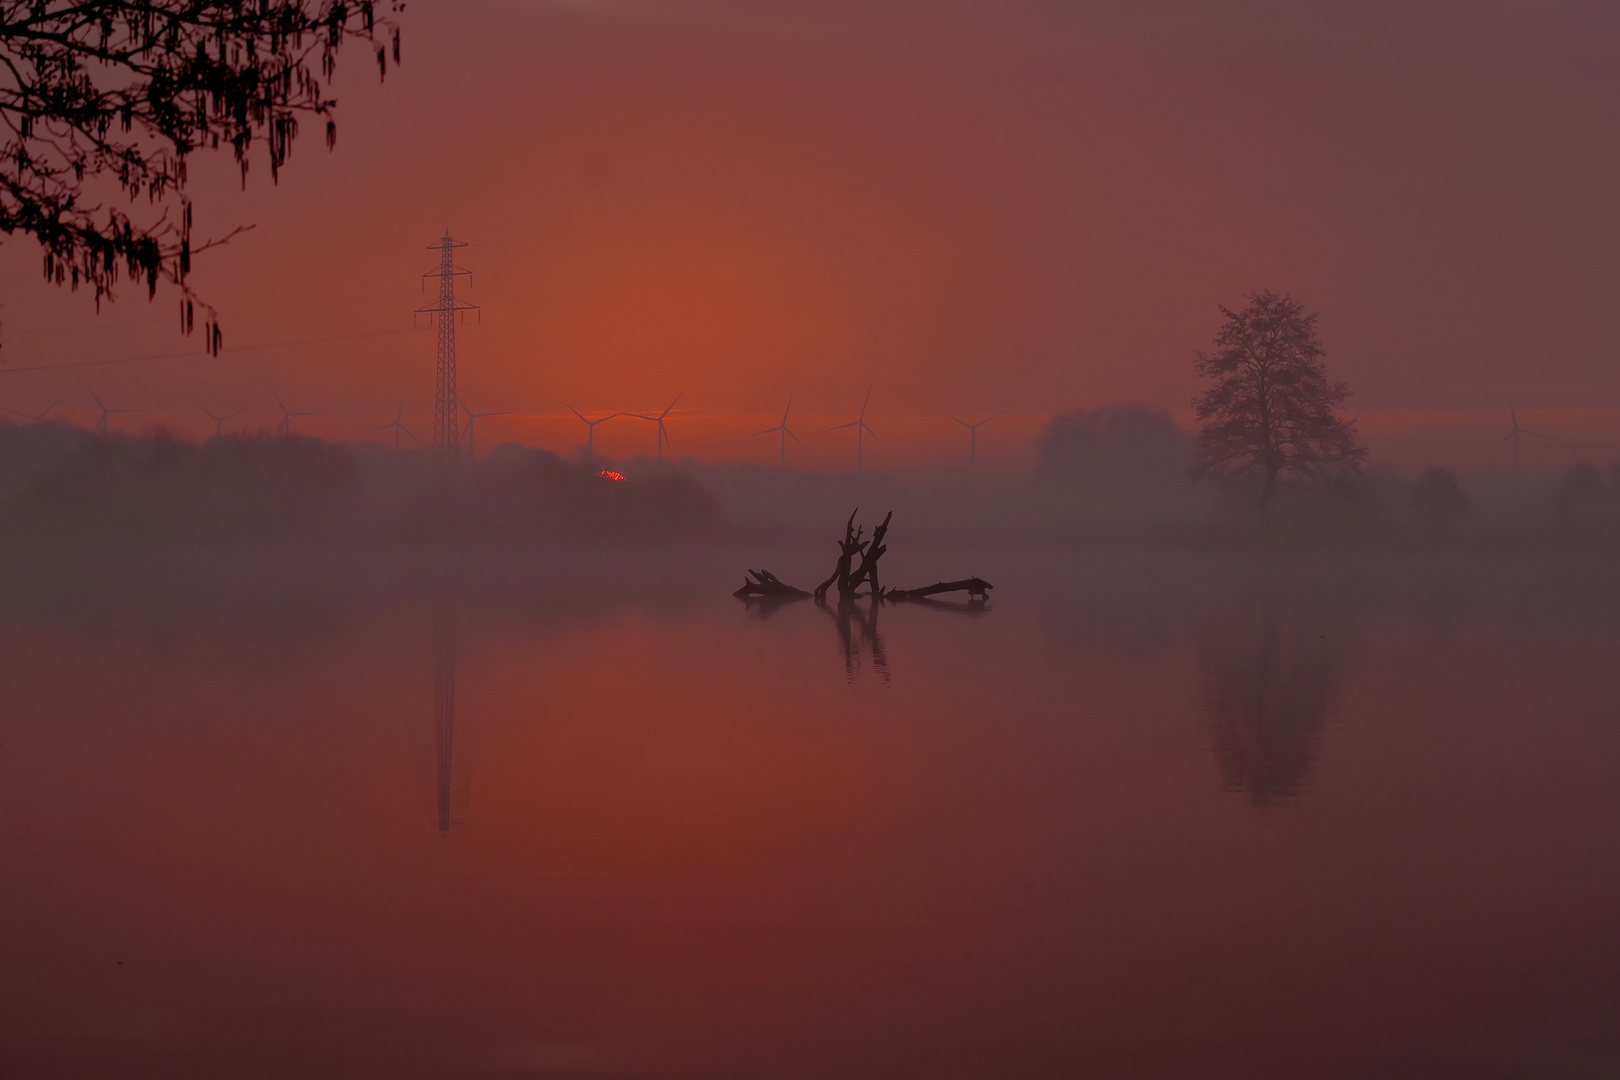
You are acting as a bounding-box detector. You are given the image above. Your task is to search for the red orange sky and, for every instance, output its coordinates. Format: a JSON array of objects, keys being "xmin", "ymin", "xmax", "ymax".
[{"xmin": 1, "ymin": 0, "xmax": 1617, "ymax": 470}]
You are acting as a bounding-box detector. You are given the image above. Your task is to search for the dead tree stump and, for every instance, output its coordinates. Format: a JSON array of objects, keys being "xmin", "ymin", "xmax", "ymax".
[
  {"xmin": 845, "ymin": 510, "xmax": 892, "ymax": 598},
  {"xmin": 815, "ymin": 509, "xmax": 869, "ymax": 599}
]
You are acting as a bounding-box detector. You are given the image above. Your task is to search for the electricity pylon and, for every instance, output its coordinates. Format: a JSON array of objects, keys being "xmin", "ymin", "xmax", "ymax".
[{"xmin": 418, "ymin": 233, "xmax": 479, "ymax": 463}]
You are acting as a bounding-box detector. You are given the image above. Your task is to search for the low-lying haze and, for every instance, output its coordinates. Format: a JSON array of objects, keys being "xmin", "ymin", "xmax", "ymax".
[{"xmin": 3, "ymin": 0, "xmax": 1617, "ymax": 472}]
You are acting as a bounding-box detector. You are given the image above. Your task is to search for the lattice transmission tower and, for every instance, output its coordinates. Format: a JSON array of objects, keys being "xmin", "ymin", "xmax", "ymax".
[{"xmin": 417, "ymin": 233, "xmax": 479, "ymax": 461}]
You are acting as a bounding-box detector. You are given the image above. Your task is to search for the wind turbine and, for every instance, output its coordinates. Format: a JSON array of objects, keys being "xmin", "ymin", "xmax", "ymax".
[
  {"xmin": 373, "ymin": 399, "xmax": 421, "ymax": 450},
  {"xmin": 631, "ymin": 391, "xmax": 684, "ymax": 464},
  {"xmin": 194, "ymin": 402, "xmax": 246, "ymax": 437},
  {"xmin": 458, "ymin": 397, "xmax": 507, "ymax": 460},
  {"xmin": 271, "ymin": 388, "xmax": 321, "ymax": 436},
  {"xmin": 750, "ymin": 393, "xmax": 805, "ymax": 468},
  {"xmin": 84, "ymin": 381, "xmax": 139, "ymax": 435},
  {"xmin": 1498, "ymin": 403, "xmax": 1546, "ymax": 469},
  {"xmin": 946, "ymin": 411, "xmax": 1002, "ymax": 466},
  {"xmin": 563, "ymin": 404, "xmax": 620, "ymax": 457},
  {"xmin": 823, "ymin": 389, "xmax": 884, "ymax": 472},
  {"xmin": 9, "ymin": 395, "xmax": 62, "ymax": 424}
]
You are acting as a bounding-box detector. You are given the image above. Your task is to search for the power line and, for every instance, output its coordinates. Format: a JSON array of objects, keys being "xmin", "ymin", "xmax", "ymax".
[{"xmin": 0, "ymin": 328, "xmax": 413, "ymax": 376}]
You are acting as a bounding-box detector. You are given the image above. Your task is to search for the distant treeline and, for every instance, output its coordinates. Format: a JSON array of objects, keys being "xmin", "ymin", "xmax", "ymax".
[
  {"xmin": 678, "ymin": 403, "xmax": 1620, "ymax": 545},
  {"xmin": 0, "ymin": 423, "xmax": 719, "ymax": 542},
  {"xmin": 1032, "ymin": 403, "xmax": 1620, "ymax": 544},
  {"xmin": 1, "ymin": 413, "xmax": 1616, "ymax": 546}
]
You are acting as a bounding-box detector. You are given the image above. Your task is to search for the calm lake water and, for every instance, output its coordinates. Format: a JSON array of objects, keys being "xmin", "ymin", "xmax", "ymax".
[{"xmin": 2, "ymin": 545, "xmax": 1618, "ymax": 1079}]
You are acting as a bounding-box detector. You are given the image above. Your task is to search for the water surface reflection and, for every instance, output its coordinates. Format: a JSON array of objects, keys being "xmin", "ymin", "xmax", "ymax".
[
  {"xmin": 434, "ymin": 610, "xmax": 458, "ymax": 835},
  {"xmin": 1199, "ymin": 596, "xmax": 1357, "ymax": 806},
  {"xmin": 0, "ymin": 547, "xmax": 1617, "ymax": 1079},
  {"xmin": 819, "ymin": 596, "xmax": 888, "ymax": 680}
]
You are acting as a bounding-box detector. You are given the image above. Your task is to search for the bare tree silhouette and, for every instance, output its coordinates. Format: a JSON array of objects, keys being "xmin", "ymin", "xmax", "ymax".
[{"xmin": 1193, "ymin": 291, "xmax": 1365, "ymax": 528}]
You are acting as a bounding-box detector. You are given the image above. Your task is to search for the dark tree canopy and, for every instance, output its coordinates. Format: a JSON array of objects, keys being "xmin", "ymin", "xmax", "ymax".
[
  {"xmin": 1409, "ymin": 467, "xmax": 1469, "ymax": 531},
  {"xmin": 0, "ymin": 1, "xmax": 403, "ymax": 350},
  {"xmin": 1192, "ymin": 290, "xmax": 1365, "ymax": 523},
  {"xmin": 1037, "ymin": 403, "xmax": 1189, "ymax": 483}
]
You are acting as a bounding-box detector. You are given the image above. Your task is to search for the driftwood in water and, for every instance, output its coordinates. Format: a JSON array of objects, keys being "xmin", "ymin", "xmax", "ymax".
[
  {"xmin": 815, "ymin": 509, "xmax": 869, "ymax": 599},
  {"xmin": 845, "ymin": 510, "xmax": 893, "ymax": 598},
  {"xmin": 736, "ymin": 511, "xmax": 995, "ymax": 606},
  {"xmin": 733, "ymin": 569, "xmax": 812, "ymax": 599},
  {"xmin": 885, "ymin": 577, "xmax": 994, "ymax": 601}
]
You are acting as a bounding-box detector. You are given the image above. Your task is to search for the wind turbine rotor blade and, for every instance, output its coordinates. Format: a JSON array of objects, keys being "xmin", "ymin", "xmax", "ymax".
[
  {"xmin": 823, "ymin": 421, "xmax": 859, "ymax": 433},
  {"xmin": 563, "ymin": 402, "xmax": 588, "ymax": 422},
  {"xmin": 1522, "ymin": 429, "xmax": 1549, "ymax": 439},
  {"xmin": 863, "ymin": 424, "xmax": 887, "ymax": 448},
  {"xmin": 662, "ymin": 390, "xmax": 686, "ymax": 418},
  {"xmin": 788, "ymin": 430, "xmax": 807, "ymax": 448},
  {"xmin": 946, "ymin": 413, "xmax": 970, "ymax": 428},
  {"xmin": 1497, "ymin": 432, "xmax": 1516, "ymax": 446},
  {"xmin": 749, "ymin": 426, "xmax": 781, "ymax": 438}
]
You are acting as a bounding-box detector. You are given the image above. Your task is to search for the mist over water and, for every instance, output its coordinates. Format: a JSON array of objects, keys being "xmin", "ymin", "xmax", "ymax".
[
  {"xmin": 3, "ymin": 0, "xmax": 1618, "ymax": 1073},
  {"xmin": 2, "ymin": 541, "xmax": 1617, "ymax": 1079},
  {"xmin": 4, "ymin": 419, "xmax": 1619, "ymax": 549}
]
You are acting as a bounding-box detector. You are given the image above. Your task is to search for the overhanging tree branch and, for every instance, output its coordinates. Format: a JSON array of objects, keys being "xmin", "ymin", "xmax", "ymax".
[{"xmin": 0, "ymin": 1, "xmax": 403, "ymax": 352}]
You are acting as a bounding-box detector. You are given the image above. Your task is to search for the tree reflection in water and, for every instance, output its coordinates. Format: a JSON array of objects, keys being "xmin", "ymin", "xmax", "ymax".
[{"xmin": 1199, "ymin": 597, "xmax": 1357, "ymax": 807}]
